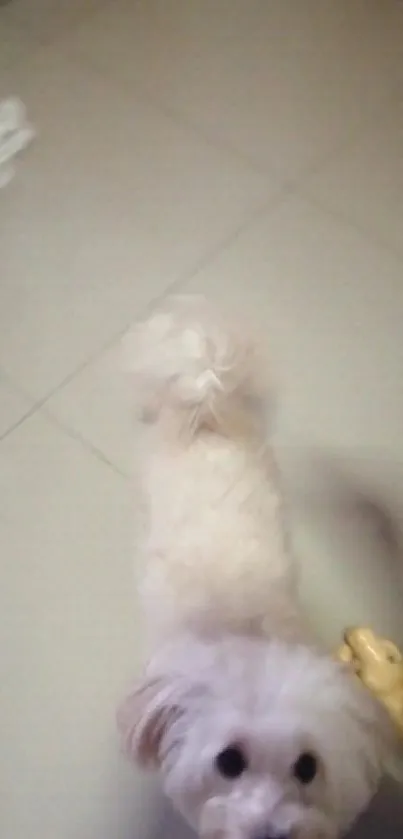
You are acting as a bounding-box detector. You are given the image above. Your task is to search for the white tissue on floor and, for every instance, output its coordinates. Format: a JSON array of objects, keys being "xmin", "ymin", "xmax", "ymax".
[{"xmin": 0, "ymin": 97, "xmax": 35, "ymax": 188}]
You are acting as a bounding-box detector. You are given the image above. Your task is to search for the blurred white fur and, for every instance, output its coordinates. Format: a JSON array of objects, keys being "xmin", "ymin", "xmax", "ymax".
[{"xmin": 118, "ymin": 296, "xmax": 392, "ymax": 839}]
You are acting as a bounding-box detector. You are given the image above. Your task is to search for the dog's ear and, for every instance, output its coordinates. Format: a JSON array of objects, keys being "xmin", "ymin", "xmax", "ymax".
[
  {"xmin": 118, "ymin": 638, "xmax": 213, "ymax": 768},
  {"xmin": 117, "ymin": 671, "xmax": 187, "ymax": 768}
]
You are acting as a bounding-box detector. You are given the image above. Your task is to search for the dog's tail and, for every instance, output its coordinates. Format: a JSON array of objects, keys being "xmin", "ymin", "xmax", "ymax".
[{"xmin": 125, "ymin": 295, "xmax": 267, "ymax": 437}]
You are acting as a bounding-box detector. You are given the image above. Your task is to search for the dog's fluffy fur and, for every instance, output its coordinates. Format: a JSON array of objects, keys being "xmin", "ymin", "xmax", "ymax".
[{"xmin": 118, "ymin": 296, "xmax": 392, "ymax": 839}]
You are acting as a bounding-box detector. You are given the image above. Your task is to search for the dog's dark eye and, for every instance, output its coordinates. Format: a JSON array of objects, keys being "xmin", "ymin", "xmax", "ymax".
[
  {"xmin": 215, "ymin": 745, "xmax": 248, "ymax": 779},
  {"xmin": 293, "ymin": 752, "xmax": 318, "ymax": 785}
]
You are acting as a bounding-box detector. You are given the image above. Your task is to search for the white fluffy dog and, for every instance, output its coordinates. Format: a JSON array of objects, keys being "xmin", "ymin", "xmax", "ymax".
[{"xmin": 118, "ymin": 296, "xmax": 391, "ymax": 839}]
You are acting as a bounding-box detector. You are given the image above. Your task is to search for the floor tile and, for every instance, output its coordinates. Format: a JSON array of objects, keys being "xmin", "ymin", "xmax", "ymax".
[
  {"xmin": 0, "ymin": 412, "xmax": 147, "ymax": 838},
  {"xmin": 45, "ymin": 340, "xmax": 133, "ymax": 477},
  {"xmin": 0, "ymin": 371, "xmax": 33, "ymax": 437},
  {"xmin": 0, "ymin": 45, "xmax": 275, "ymax": 400},
  {"xmin": 0, "ymin": 16, "xmax": 34, "ymax": 71},
  {"xmin": 0, "ymin": 0, "xmax": 107, "ymax": 44},
  {"xmin": 304, "ymin": 100, "xmax": 403, "ymax": 256},
  {"xmin": 70, "ymin": 0, "xmax": 403, "ymax": 179},
  {"xmin": 0, "ymin": 408, "xmax": 133, "ymax": 546}
]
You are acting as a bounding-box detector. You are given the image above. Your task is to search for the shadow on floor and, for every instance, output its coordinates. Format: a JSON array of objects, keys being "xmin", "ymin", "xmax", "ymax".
[{"xmin": 347, "ymin": 776, "xmax": 403, "ymax": 838}]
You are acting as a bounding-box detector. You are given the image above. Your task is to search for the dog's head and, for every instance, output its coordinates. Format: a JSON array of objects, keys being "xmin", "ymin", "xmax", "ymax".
[{"xmin": 118, "ymin": 635, "xmax": 392, "ymax": 839}]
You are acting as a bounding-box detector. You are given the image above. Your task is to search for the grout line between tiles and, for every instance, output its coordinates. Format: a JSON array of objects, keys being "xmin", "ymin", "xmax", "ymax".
[
  {"xmin": 0, "ymin": 394, "xmax": 130, "ymax": 479},
  {"xmin": 0, "ymin": 401, "xmax": 43, "ymax": 443},
  {"xmin": 290, "ymin": 90, "xmax": 403, "ymax": 190},
  {"xmin": 64, "ymin": 44, "xmax": 281, "ymax": 182},
  {"xmin": 0, "ymin": 382, "xmax": 129, "ymax": 477},
  {"xmin": 66, "ymin": 32, "xmax": 403, "ymax": 192},
  {"xmin": 293, "ymin": 188, "xmax": 403, "ymax": 266},
  {"xmin": 118, "ymin": 88, "xmax": 276, "ymax": 180},
  {"xmin": 0, "ymin": 186, "xmax": 293, "ymax": 461},
  {"xmin": 41, "ymin": 407, "xmax": 130, "ymax": 479},
  {"xmin": 145, "ymin": 85, "xmax": 403, "ymax": 194}
]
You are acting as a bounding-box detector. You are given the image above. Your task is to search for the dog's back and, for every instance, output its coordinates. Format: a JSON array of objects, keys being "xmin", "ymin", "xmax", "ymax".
[{"xmin": 127, "ymin": 296, "xmax": 300, "ymax": 644}]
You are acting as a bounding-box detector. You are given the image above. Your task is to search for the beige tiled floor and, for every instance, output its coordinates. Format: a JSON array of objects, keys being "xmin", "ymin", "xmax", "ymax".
[{"xmin": 1, "ymin": 2, "xmax": 403, "ymax": 837}]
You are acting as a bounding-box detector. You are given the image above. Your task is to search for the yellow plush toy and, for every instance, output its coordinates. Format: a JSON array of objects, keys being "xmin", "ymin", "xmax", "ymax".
[{"xmin": 338, "ymin": 627, "xmax": 403, "ymax": 737}]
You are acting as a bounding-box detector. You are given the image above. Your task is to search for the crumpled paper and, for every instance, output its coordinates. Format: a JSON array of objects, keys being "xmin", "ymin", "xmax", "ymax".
[{"xmin": 0, "ymin": 97, "xmax": 35, "ymax": 188}]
